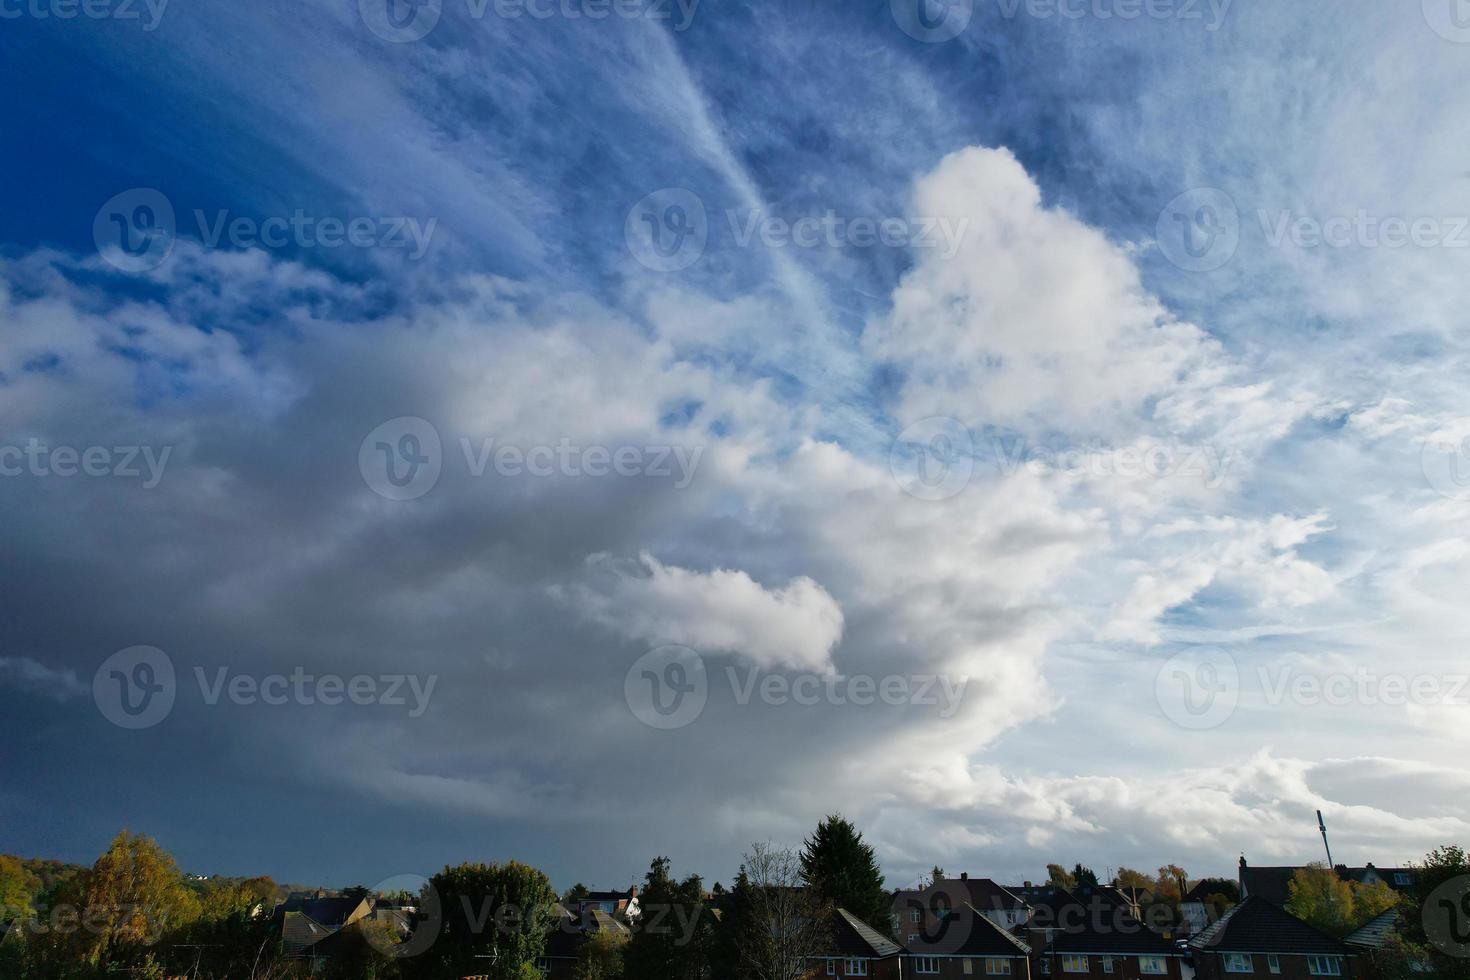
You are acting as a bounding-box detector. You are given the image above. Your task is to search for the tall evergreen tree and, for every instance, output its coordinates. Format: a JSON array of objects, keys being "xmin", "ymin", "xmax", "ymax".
[{"xmin": 799, "ymin": 815, "xmax": 889, "ymax": 933}]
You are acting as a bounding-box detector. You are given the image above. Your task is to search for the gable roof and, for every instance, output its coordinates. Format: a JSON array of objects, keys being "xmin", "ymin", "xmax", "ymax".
[
  {"xmin": 1190, "ymin": 897, "xmax": 1353, "ymax": 956},
  {"xmin": 829, "ymin": 908, "xmax": 904, "ymax": 959},
  {"xmin": 905, "ymin": 903, "xmax": 1033, "ymax": 958}
]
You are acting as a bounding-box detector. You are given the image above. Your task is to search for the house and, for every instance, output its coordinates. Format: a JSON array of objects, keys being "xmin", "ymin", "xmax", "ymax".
[
  {"xmin": 811, "ymin": 908, "xmax": 906, "ymax": 979},
  {"xmin": 902, "ymin": 901, "xmax": 1034, "ymax": 979},
  {"xmin": 574, "ymin": 886, "xmax": 640, "ymax": 921},
  {"xmin": 894, "ymin": 875, "xmax": 1033, "ymax": 942},
  {"xmin": 1238, "ymin": 858, "xmax": 1415, "ymax": 906},
  {"xmin": 1190, "ymin": 896, "xmax": 1356, "ymax": 980},
  {"xmin": 273, "ymin": 893, "xmax": 373, "ymax": 965},
  {"xmin": 1019, "ymin": 886, "xmax": 1185, "ymax": 980},
  {"xmin": 1181, "ymin": 880, "xmax": 1241, "ymax": 935}
]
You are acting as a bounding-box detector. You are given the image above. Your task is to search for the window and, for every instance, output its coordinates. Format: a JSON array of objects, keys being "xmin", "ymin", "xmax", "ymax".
[
  {"xmin": 912, "ymin": 910, "xmax": 923, "ymax": 924},
  {"xmin": 1063, "ymin": 956, "xmax": 1090, "ymax": 973},
  {"xmin": 1102, "ymin": 958, "xmax": 1115, "ymax": 974},
  {"xmin": 965, "ymin": 961, "xmax": 974, "ymax": 975},
  {"xmin": 846, "ymin": 960, "xmax": 870, "ymax": 977},
  {"xmin": 1395, "ymin": 873, "xmax": 1412, "ymax": 886},
  {"xmin": 1268, "ymin": 955, "xmax": 1281, "ymax": 974},
  {"xmin": 535, "ymin": 960, "xmax": 550, "ymax": 978},
  {"xmin": 1308, "ymin": 957, "xmax": 1342, "ymax": 976},
  {"xmin": 1041, "ymin": 959, "xmax": 1053, "ymax": 975},
  {"xmin": 915, "ymin": 959, "xmax": 941, "ymax": 975},
  {"xmin": 1225, "ymin": 953, "xmax": 1253, "ymax": 973},
  {"xmin": 988, "ymin": 959, "xmax": 1013, "ymax": 975},
  {"xmin": 827, "ymin": 963, "xmax": 836, "ymax": 976},
  {"xmin": 1140, "ymin": 957, "xmax": 1168, "ymax": 975}
]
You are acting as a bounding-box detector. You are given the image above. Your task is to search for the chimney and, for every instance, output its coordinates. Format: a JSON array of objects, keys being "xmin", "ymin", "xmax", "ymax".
[
  {"xmin": 960, "ymin": 873, "xmax": 968, "ymax": 881},
  {"xmin": 1239, "ymin": 855, "xmax": 1247, "ymax": 870},
  {"xmin": 1024, "ymin": 880, "xmax": 1032, "ymax": 888}
]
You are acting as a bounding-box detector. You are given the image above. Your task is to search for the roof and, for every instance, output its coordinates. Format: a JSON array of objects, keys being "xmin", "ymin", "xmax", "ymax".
[
  {"xmin": 1344, "ymin": 910, "xmax": 1401, "ymax": 950},
  {"xmin": 1238, "ymin": 867, "xmax": 1300, "ymax": 906},
  {"xmin": 1241, "ymin": 863, "xmax": 1416, "ymax": 905},
  {"xmin": 1190, "ymin": 897, "xmax": 1354, "ymax": 956},
  {"xmin": 894, "ymin": 877, "xmax": 1030, "ymax": 914},
  {"xmin": 581, "ymin": 888, "xmax": 636, "ymax": 902},
  {"xmin": 588, "ymin": 909, "xmax": 631, "ymax": 936},
  {"xmin": 1021, "ymin": 887, "xmax": 1180, "ymax": 957},
  {"xmin": 905, "ymin": 903, "xmax": 1033, "ymax": 958},
  {"xmin": 828, "ymin": 908, "xmax": 904, "ymax": 959},
  {"xmin": 274, "ymin": 895, "xmax": 368, "ymax": 928}
]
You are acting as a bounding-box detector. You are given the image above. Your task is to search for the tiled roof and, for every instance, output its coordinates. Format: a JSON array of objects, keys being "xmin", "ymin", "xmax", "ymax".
[
  {"xmin": 1190, "ymin": 897, "xmax": 1353, "ymax": 956},
  {"xmin": 894, "ymin": 878, "xmax": 1031, "ymax": 915},
  {"xmin": 906, "ymin": 904, "xmax": 1033, "ymax": 958},
  {"xmin": 1345, "ymin": 910, "xmax": 1401, "ymax": 950},
  {"xmin": 829, "ymin": 908, "xmax": 904, "ymax": 959},
  {"xmin": 1022, "ymin": 888, "xmax": 1180, "ymax": 957}
]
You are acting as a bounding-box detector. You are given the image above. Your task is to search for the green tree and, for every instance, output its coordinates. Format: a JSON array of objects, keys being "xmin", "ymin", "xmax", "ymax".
[
  {"xmin": 1375, "ymin": 846, "xmax": 1470, "ymax": 980},
  {"xmin": 1047, "ymin": 864, "xmax": 1076, "ymax": 889},
  {"xmin": 0, "ymin": 855, "xmax": 39, "ymax": 923},
  {"xmin": 563, "ymin": 883, "xmax": 591, "ymax": 906},
  {"xmin": 799, "ymin": 816, "xmax": 889, "ymax": 932},
  {"xmin": 1285, "ymin": 864, "xmax": 1397, "ymax": 938},
  {"xmin": 419, "ymin": 860, "xmax": 557, "ymax": 980},
  {"xmin": 622, "ymin": 858, "xmax": 711, "ymax": 980},
  {"xmin": 1071, "ymin": 864, "xmax": 1100, "ymax": 889},
  {"xmin": 1114, "ymin": 868, "xmax": 1153, "ymax": 893},
  {"xmin": 44, "ymin": 830, "xmax": 202, "ymax": 972},
  {"xmin": 574, "ymin": 929, "xmax": 627, "ymax": 980}
]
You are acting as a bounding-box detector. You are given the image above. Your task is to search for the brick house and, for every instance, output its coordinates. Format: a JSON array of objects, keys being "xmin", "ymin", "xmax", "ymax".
[
  {"xmin": 1020, "ymin": 886, "xmax": 1184, "ymax": 980},
  {"xmin": 1190, "ymin": 896, "xmax": 1356, "ymax": 980},
  {"xmin": 811, "ymin": 908, "xmax": 906, "ymax": 980},
  {"xmin": 902, "ymin": 901, "xmax": 1034, "ymax": 979}
]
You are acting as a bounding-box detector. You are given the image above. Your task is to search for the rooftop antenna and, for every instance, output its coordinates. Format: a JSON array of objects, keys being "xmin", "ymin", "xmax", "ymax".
[{"xmin": 1317, "ymin": 810, "xmax": 1335, "ymax": 867}]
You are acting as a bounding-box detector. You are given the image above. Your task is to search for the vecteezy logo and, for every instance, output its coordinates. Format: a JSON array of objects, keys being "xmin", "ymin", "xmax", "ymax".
[
  {"xmin": 624, "ymin": 645, "xmax": 708, "ymax": 730},
  {"xmin": 93, "ymin": 189, "xmax": 176, "ymax": 273},
  {"xmin": 1423, "ymin": 0, "xmax": 1470, "ymax": 43},
  {"xmin": 1421, "ymin": 423, "xmax": 1470, "ymax": 501},
  {"xmin": 1425, "ymin": 876, "xmax": 1470, "ymax": 957},
  {"xmin": 93, "ymin": 646, "xmax": 176, "ymax": 730},
  {"xmin": 624, "ymin": 188, "xmax": 709, "ymax": 272},
  {"xmin": 359, "ymin": 417, "xmax": 443, "ymax": 501},
  {"xmin": 890, "ymin": 0, "xmax": 973, "ymax": 42},
  {"xmin": 889, "ymin": 417, "xmax": 974, "ymax": 501},
  {"xmin": 1156, "ymin": 188, "xmax": 1240, "ymax": 273},
  {"xmin": 359, "ymin": 0, "xmax": 442, "ymax": 41},
  {"xmin": 1155, "ymin": 647, "xmax": 1239, "ymax": 730}
]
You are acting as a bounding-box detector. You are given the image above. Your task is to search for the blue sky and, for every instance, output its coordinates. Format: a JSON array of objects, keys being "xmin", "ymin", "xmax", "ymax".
[{"xmin": 3, "ymin": 0, "xmax": 1470, "ymax": 894}]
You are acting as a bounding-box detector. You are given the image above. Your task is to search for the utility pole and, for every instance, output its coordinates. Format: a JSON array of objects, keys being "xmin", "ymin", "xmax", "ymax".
[{"xmin": 1317, "ymin": 810, "xmax": 1335, "ymax": 867}]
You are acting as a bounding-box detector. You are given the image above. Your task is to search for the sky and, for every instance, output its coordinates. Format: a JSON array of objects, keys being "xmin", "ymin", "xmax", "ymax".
[{"xmin": 3, "ymin": 0, "xmax": 1470, "ymax": 896}]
